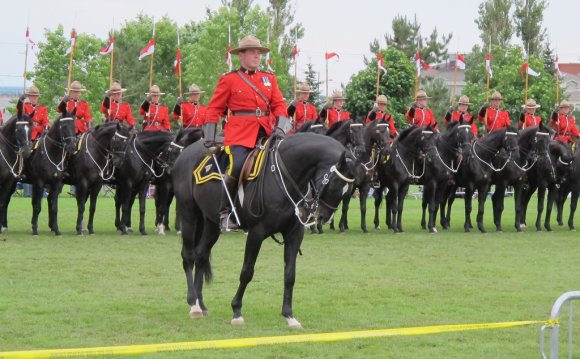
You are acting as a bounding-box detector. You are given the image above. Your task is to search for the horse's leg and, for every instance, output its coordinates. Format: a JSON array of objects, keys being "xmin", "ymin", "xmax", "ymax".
[
  {"xmin": 87, "ymin": 184, "xmax": 101, "ymax": 235},
  {"xmin": 174, "ymin": 199, "xmax": 181, "ymax": 234},
  {"xmin": 387, "ymin": 187, "xmax": 396, "ymax": 230},
  {"xmin": 154, "ymin": 184, "xmax": 165, "ymax": 235},
  {"xmin": 30, "ymin": 182, "xmax": 43, "ymax": 235},
  {"xmin": 448, "ymin": 189, "xmax": 459, "ymax": 229},
  {"xmin": 138, "ymin": 183, "xmax": 148, "ymax": 235},
  {"xmin": 420, "ymin": 193, "xmax": 428, "ymax": 230},
  {"xmin": 75, "ymin": 181, "xmax": 88, "ymax": 235},
  {"xmin": 535, "ymin": 185, "xmax": 546, "ymax": 231},
  {"xmin": 513, "ymin": 184, "xmax": 523, "ymax": 232},
  {"xmin": 180, "ymin": 201, "xmax": 202, "ymax": 317},
  {"xmin": 544, "ymin": 185, "xmax": 557, "ymax": 232},
  {"xmin": 118, "ymin": 185, "xmax": 131, "ymax": 235},
  {"xmin": 280, "ymin": 224, "xmax": 305, "ymax": 327},
  {"xmin": 491, "ymin": 185, "xmax": 505, "ymax": 231},
  {"xmin": 114, "ymin": 191, "xmax": 122, "ymax": 231},
  {"xmin": 556, "ymin": 187, "xmax": 568, "ymax": 226},
  {"xmin": 463, "ymin": 186, "xmax": 473, "ymax": 232},
  {"xmin": 521, "ymin": 186, "xmax": 534, "ymax": 227},
  {"xmin": 396, "ymin": 184, "xmax": 409, "ymax": 233},
  {"xmin": 373, "ymin": 186, "xmax": 383, "ymax": 230},
  {"xmin": 48, "ymin": 182, "xmax": 63, "ymax": 235},
  {"xmin": 359, "ymin": 183, "xmax": 370, "ymax": 233},
  {"xmin": 0, "ymin": 181, "xmax": 15, "ymax": 232},
  {"xmin": 164, "ymin": 192, "xmax": 174, "ymax": 232},
  {"xmin": 440, "ymin": 187, "xmax": 453, "ymax": 229},
  {"xmin": 338, "ymin": 195, "xmax": 350, "ymax": 232},
  {"xmin": 231, "ymin": 229, "xmax": 266, "ymax": 324},
  {"xmin": 568, "ymin": 190, "xmax": 578, "ymax": 231},
  {"xmin": 476, "ymin": 184, "xmax": 490, "ymax": 233}
]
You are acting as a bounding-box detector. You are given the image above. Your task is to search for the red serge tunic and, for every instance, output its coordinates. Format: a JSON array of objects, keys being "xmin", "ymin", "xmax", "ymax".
[{"xmin": 24, "ymin": 103, "xmax": 49, "ymax": 140}]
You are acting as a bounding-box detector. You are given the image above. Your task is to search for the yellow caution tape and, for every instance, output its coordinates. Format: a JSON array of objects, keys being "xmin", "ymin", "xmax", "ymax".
[{"xmin": 0, "ymin": 319, "xmax": 555, "ymax": 359}]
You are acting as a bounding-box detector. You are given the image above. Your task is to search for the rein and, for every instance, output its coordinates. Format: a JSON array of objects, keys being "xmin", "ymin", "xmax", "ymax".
[
  {"xmin": 84, "ymin": 132, "xmax": 116, "ymax": 181},
  {"xmin": 131, "ymin": 136, "xmax": 166, "ymax": 178},
  {"xmin": 0, "ymin": 121, "xmax": 29, "ymax": 177}
]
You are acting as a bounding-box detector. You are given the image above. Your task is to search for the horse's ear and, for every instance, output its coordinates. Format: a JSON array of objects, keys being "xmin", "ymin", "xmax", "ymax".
[
  {"xmin": 16, "ymin": 100, "xmax": 23, "ymax": 119},
  {"xmin": 58, "ymin": 100, "xmax": 67, "ymax": 114}
]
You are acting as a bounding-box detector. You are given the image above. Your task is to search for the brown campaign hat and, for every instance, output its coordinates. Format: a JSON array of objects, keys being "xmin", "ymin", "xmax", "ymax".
[
  {"xmin": 415, "ymin": 90, "xmax": 431, "ymax": 100},
  {"xmin": 145, "ymin": 85, "xmax": 166, "ymax": 96},
  {"xmin": 297, "ymin": 83, "xmax": 314, "ymax": 93},
  {"xmin": 26, "ymin": 85, "xmax": 41, "ymax": 96},
  {"xmin": 559, "ymin": 100, "xmax": 571, "ymax": 108},
  {"xmin": 458, "ymin": 95, "xmax": 472, "ymax": 105},
  {"xmin": 66, "ymin": 80, "xmax": 87, "ymax": 92},
  {"xmin": 184, "ymin": 84, "xmax": 205, "ymax": 95},
  {"xmin": 230, "ymin": 35, "xmax": 270, "ymax": 55},
  {"xmin": 331, "ymin": 90, "xmax": 347, "ymax": 101},
  {"xmin": 490, "ymin": 91, "xmax": 504, "ymax": 100},
  {"xmin": 376, "ymin": 95, "xmax": 388, "ymax": 105},
  {"xmin": 522, "ymin": 98, "xmax": 541, "ymax": 109},
  {"xmin": 106, "ymin": 82, "xmax": 127, "ymax": 95}
]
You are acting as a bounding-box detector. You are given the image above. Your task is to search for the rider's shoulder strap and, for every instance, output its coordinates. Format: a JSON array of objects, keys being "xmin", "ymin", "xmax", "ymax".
[{"xmin": 235, "ymin": 71, "xmax": 271, "ymax": 111}]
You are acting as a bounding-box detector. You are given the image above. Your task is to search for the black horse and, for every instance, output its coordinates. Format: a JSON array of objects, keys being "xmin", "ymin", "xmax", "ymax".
[
  {"xmin": 521, "ymin": 138, "xmax": 573, "ymax": 231},
  {"xmin": 296, "ymin": 118, "xmax": 327, "ymax": 135},
  {"xmin": 420, "ymin": 120, "xmax": 473, "ymax": 233},
  {"xmin": 0, "ymin": 104, "xmax": 32, "ymax": 232},
  {"xmin": 336, "ymin": 118, "xmax": 389, "ymax": 233},
  {"xmin": 172, "ymin": 133, "xmax": 355, "ymax": 327},
  {"xmin": 373, "ymin": 125, "xmax": 437, "ymax": 233},
  {"xmin": 23, "ymin": 108, "xmax": 77, "ymax": 235},
  {"xmin": 114, "ymin": 130, "xmax": 176, "ymax": 235},
  {"xmin": 441, "ymin": 127, "xmax": 518, "ymax": 232},
  {"xmin": 555, "ymin": 142, "xmax": 580, "ymax": 230},
  {"xmin": 153, "ymin": 127, "xmax": 202, "ymax": 235},
  {"xmin": 65, "ymin": 122, "xmax": 131, "ymax": 234}
]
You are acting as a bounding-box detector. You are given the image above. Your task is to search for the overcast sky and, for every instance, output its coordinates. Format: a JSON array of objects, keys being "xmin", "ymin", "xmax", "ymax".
[{"xmin": 1, "ymin": 0, "xmax": 579, "ymax": 93}]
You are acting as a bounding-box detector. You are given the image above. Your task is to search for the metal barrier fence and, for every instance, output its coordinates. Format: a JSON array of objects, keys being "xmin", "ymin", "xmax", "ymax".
[{"xmin": 541, "ymin": 291, "xmax": 580, "ymax": 359}]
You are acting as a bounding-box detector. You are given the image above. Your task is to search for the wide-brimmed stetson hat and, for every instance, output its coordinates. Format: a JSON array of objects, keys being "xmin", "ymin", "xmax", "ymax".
[
  {"xmin": 106, "ymin": 82, "xmax": 127, "ymax": 95},
  {"xmin": 146, "ymin": 85, "xmax": 166, "ymax": 96},
  {"xmin": 331, "ymin": 90, "xmax": 347, "ymax": 101},
  {"xmin": 458, "ymin": 95, "xmax": 472, "ymax": 105},
  {"xmin": 184, "ymin": 84, "xmax": 205, "ymax": 95},
  {"xmin": 559, "ymin": 100, "xmax": 571, "ymax": 108},
  {"xmin": 66, "ymin": 80, "xmax": 87, "ymax": 92},
  {"xmin": 25, "ymin": 85, "xmax": 41, "ymax": 96},
  {"xmin": 376, "ymin": 95, "xmax": 388, "ymax": 105},
  {"xmin": 297, "ymin": 83, "xmax": 315, "ymax": 93},
  {"xmin": 490, "ymin": 91, "xmax": 504, "ymax": 101},
  {"xmin": 522, "ymin": 98, "xmax": 541, "ymax": 109},
  {"xmin": 415, "ymin": 90, "xmax": 431, "ymax": 100},
  {"xmin": 230, "ymin": 35, "xmax": 270, "ymax": 55}
]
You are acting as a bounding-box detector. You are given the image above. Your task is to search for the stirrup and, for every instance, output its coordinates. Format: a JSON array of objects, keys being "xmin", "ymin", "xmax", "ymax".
[{"xmin": 219, "ymin": 211, "xmax": 239, "ymax": 232}]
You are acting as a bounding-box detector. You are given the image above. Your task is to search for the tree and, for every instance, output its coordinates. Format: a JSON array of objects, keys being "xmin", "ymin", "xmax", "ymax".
[
  {"xmin": 462, "ymin": 44, "xmax": 562, "ymax": 123},
  {"xmin": 514, "ymin": 0, "xmax": 548, "ymax": 57},
  {"xmin": 303, "ymin": 62, "xmax": 323, "ymax": 108},
  {"xmin": 344, "ymin": 47, "xmax": 415, "ymax": 129},
  {"xmin": 475, "ymin": 0, "xmax": 514, "ymax": 49},
  {"xmin": 30, "ymin": 25, "xmax": 109, "ymax": 121},
  {"xmin": 384, "ymin": 14, "xmax": 452, "ymax": 64},
  {"xmin": 421, "ymin": 78, "xmax": 450, "ymax": 123}
]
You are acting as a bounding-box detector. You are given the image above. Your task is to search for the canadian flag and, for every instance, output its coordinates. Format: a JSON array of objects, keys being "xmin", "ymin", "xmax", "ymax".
[
  {"xmin": 485, "ymin": 53, "xmax": 493, "ymax": 78},
  {"xmin": 325, "ymin": 52, "xmax": 339, "ymax": 60},
  {"xmin": 99, "ymin": 35, "xmax": 114, "ymax": 56},
  {"xmin": 64, "ymin": 29, "xmax": 76, "ymax": 56},
  {"xmin": 520, "ymin": 62, "xmax": 541, "ymax": 77},
  {"xmin": 377, "ymin": 52, "xmax": 387, "ymax": 75},
  {"xmin": 139, "ymin": 38, "xmax": 155, "ymax": 61},
  {"xmin": 174, "ymin": 47, "xmax": 181, "ymax": 75},
  {"xmin": 415, "ymin": 52, "xmax": 431, "ymax": 77},
  {"xmin": 456, "ymin": 53, "xmax": 466, "ymax": 70},
  {"xmin": 292, "ymin": 44, "xmax": 298, "ymax": 62},
  {"xmin": 25, "ymin": 27, "xmax": 36, "ymax": 49}
]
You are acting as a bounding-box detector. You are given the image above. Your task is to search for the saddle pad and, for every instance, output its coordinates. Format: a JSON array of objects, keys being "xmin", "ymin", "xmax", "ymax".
[
  {"xmin": 193, "ymin": 151, "xmax": 228, "ymax": 184},
  {"xmin": 75, "ymin": 132, "xmax": 87, "ymax": 153}
]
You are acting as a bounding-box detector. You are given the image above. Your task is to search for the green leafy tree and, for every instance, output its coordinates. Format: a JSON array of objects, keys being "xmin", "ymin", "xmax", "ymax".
[
  {"xmin": 30, "ymin": 25, "xmax": 109, "ymax": 121},
  {"xmin": 344, "ymin": 47, "xmax": 414, "ymax": 128},
  {"xmin": 475, "ymin": 0, "xmax": 514, "ymax": 49},
  {"xmin": 303, "ymin": 62, "xmax": 323, "ymax": 108},
  {"xmin": 463, "ymin": 44, "xmax": 561, "ymax": 123},
  {"xmin": 421, "ymin": 78, "xmax": 450, "ymax": 124},
  {"xmin": 384, "ymin": 14, "xmax": 452, "ymax": 64},
  {"xmin": 514, "ymin": 0, "xmax": 548, "ymax": 57}
]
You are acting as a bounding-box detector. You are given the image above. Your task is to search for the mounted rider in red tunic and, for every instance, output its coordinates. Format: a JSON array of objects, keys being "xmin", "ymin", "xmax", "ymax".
[
  {"xmin": 21, "ymin": 85, "xmax": 49, "ymax": 141},
  {"xmin": 519, "ymin": 98, "xmax": 542, "ymax": 129},
  {"xmin": 551, "ymin": 100, "xmax": 579, "ymax": 145},
  {"xmin": 139, "ymin": 85, "xmax": 171, "ymax": 131},
  {"xmin": 319, "ymin": 90, "xmax": 350, "ymax": 128},
  {"xmin": 477, "ymin": 91, "xmax": 511, "ymax": 132},
  {"xmin": 366, "ymin": 94, "xmax": 398, "ymax": 140},
  {"xmin": 287, "ymin": 82, "xmax": 318, "ymax": 133},
  {"xmin": 101, "ymin": 82, "xmax": 136, "ymax": 128},
  {"xmin": 443, "ymin": 95, "xmax": 478, "ymax": 135},
  {"xmin": 405, "ymin": 90, "xmax": 440, "ymax": 132},
  {"xmin": 203, "ymin": 35, "xmax": 290, "ymax": 231},
  {"xmin": 173, "ymin": 84, "xmax": 207, "ymax": 128},
  {"xmin": 57, "ymin": 80, "xmax": 92, "ymax": 134}
]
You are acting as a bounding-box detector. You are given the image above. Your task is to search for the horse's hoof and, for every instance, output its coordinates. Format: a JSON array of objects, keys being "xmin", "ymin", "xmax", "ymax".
[
  {"xmin": 0, "ymin": 227, "xmax": 6, "ymax": 233},
  {"xmin": 570, "ymin": 228, "xmax": 576, "ymax": 232},
  {"xmin": 231, "ymin": 316, "xmax": 245, "ymax": 325},
  {"xmin": 430, "ymin": 228, "xmax": 438, "ymax": 234},
  {"xmin": 521, "ymin": 223, "xmax": 527, "ymax": 228},
  {"xmin": 127, "ymin": 227, "xmax": 133, "ymax": 233},
  {"xmin": 286, "ymin": 317, "xmax": 302, "ymax": 328},
  {"xmin": 189, "ymin": 305, "xmax": 204, "ymax": 318},
  {"xmin": 141, "ymin": 231, "xmax": 148, "ymax": 236},
  {"xmin": 176, "ymin": 230, "xmax": 182, "ymax": 236}
]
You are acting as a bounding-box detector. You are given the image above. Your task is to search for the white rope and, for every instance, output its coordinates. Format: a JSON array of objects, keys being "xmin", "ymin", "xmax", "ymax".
[
  {"xmin": 42, "ymin": 135, "xmax": 67, "ymax": 172},
  {"xmin": 84, "ymin": 133, "xmax": 115, "ymax": 181},
  {"xmin": 395, "ymin": 148, "xmax": 426, "ymax": 179},
  {"xmin": 131, "ymin": 137, "xmax": 166, "ymax": 178},
  {"xmin": 0, "ymin": 147, "xmax": 23, "ymax": 177},
  {"xmin": 472, "ymin": 141, "xmax": 511, "ymax": 172},
  {"xmin": 434, "ymin": 146, "xmax": 462, "ymax": 173}
]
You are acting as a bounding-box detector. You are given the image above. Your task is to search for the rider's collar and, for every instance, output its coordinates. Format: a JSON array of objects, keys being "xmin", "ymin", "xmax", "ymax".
[{"xmin": 240, "ymin": 66, "xmax": 256, "ymax": 75}]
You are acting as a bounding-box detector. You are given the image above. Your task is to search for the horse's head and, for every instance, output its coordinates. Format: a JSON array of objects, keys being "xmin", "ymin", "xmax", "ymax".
[
  {"xmin": 158, "ymin": 128, "xmax": 202, "ymax": 171},
  {"xmin": 55, "ymin": 109, "xmax": 77, "ymax": 154},
  {"xmin": 315, "ymin": 150, "xmax": 356, "ymax": 223},
  {"xmin": 110, "ymin": 123, "xmax": 131, "ymax": 167},
  {"xmin": 365, "ymin": 118, "xmax": 390, "ymax": 151},
  {"xmin": 549, "ymin": 140, "xmax": 574, "ymax": 183},
  {"xmin": 444, "ymin": 119, "xmax": 473, "ymax": 157},
  {"xmin": 14, "ymin": 104, "xmax": 33, "ymax": 158},
  {"xmin": 502, "ymin": 126, "xmax": 520, "ymax": 163},
  {"xmin": 297, "ymin": 119, "xmax": 327, "ymax": 135},
  {"xmin": 346, "ymin": 119, "xmax": 365, "ymax": 156}
]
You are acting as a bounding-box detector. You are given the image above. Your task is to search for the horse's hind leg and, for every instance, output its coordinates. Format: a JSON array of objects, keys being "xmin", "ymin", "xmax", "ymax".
[
  {"xmin": 181, "ymin": 205, "xmax": 202, "ymax": 317},
  {"xmin": 568, "ymin": 191, "xmax": 578, "ymax": 231},
  {"xmin": 338, "ymin": 195, "xmax": 350, "ymax": 232},
  {"xmin": 30, "ymin": 183, "xmax": 43, "ymax": 235},
  {"xmin": 373, "ymin": 186, "xmax": 383, "ymax": 230},
  {"xmin": 75, "ymin": 182, "xmax": 88, "ymax": 235},
  {"xmin": 193, "ymin": 219, "xmax": 221, "ymax": 317},
  {"xmin": 535, "ymin": 186, "xmax": 546, "ymax": 231},
  {"xmin": 231, "ymin": 228, "xmax": 267, "ymax": 325},
  {"xmin": 87, "ymin": 185, "xmax": 100, "ymax": 234},
  {"xmin": 359, "ymin": 183, "xmax": 370, "ymax": 233},
  {"xmin": 420, "ymin": 194, "xmax": 427, "ymax": 230},
  {"xmin": 138, "ymin": 183, "xmax": 148, "ymax": 235},
  {"xmin": 544, "ymin": 186, "xmax": 557, "ymax": 232},
  {"xmin": 48, "ymin": 182, "xmax": 63, "ymax": 235},
  {"xmin": 280, "ymin": 224, "xmax": 305, "ymax": 327}
]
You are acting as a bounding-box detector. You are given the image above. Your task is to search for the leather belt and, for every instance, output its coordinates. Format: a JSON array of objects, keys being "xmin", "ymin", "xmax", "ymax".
[{"xmin": 231, "ymin": 109, "xmax": 270, "ymax": 117}]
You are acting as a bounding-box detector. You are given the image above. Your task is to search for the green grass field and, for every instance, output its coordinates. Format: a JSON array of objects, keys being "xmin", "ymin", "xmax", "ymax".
[{"xmin": 1, "ymin": 192, "xmax": 579, "ymax": 358}]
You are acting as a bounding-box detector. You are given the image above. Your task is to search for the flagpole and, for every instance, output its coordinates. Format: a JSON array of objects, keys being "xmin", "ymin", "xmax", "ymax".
[
  {"xmin": 450, "ymin": 52, "xmax": 458, "ymax": 106},
  {"xmin": 23, "ymin": 28, "xmax": 30, "ymax": 92},
  {"xmin": 177, "ymin": 30, "xmax": 182, "ymax": 98},
  {"xmin": 414, "ymin": 48, "xmax": 419, "ymax": 97},
  {"xmin": 293, "ymin": 31, "xmax": 297, "ymax": 101},
  {"xmin": 109, "ymin": 33, "xmax": 114, "ymax": 88},
  {"xmin": 556, "ymin": 68, "xmax": 560, "ymax": 105},
  {"xmin": 66, "ymin": 28, "xmax": 76, "ymax": 95},
  {"xmin": 148, "ymin": 20, "xmax": 155, "ymax": 90},
  {"xmin": 485, "ymin": 36, "xmax": 491, "ymax": 102},
  {"xmin": 524, "ymin": 61, "xmax": 529, "ymax": 102},
  {"xmin": 325, "ymin": 51, "xmax": 329, "ymax": 102}
]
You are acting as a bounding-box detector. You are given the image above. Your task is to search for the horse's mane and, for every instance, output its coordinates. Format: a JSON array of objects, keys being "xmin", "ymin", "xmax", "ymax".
[
  {"xmin": 136, "ymin": 130, "xmax": 175, "ymax": 143},
  {"xmin": 0, "ymin": 115, "xmax": 19, "ymax": 133},
  {"xmin": 175, "ymin": 127, "xmax": 202, "ymax": 144},
  {"xmin": 297, "ymin": 120, "xmax": 317, "ymax": 132},
  {"xmin": 519, "ymin": 125, "xmax": 540, "ymax": 143},
  {"xmin": 396, "ymin": 126, "xmax": 420, "ymax": 142},
  {"xmin": 94, "ymin": 121, "xmax": 119, "ymax": 132},
  {"xmin": 325, "ymin": 120, "xmax": 351, "ymax": 137}
]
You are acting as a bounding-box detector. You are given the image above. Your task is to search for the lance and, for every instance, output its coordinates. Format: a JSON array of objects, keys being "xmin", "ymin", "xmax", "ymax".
[
  {"xmin": 149, "ymin": 19, "xmax": 156, "ymax": 90},
  {"xmin": 450, "ymin": 52, "xmax": 459, "ymax": 106},
  {"xmin": 177, "ymin": 30, "xmax": 182, "ymax": 98},
  {"xmin": 66, "ymin": 29, "xmax": 77, "ymax": 95},
  {"xmin": 23, "ymin": 25, "xmax": 30, "ymax": 92}
]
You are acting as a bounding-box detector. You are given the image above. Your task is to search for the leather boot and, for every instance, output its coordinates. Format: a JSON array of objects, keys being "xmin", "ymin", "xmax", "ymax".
[{"xmin": 219, "ymin": 175, "xmax": 239, "ymax": 232}]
